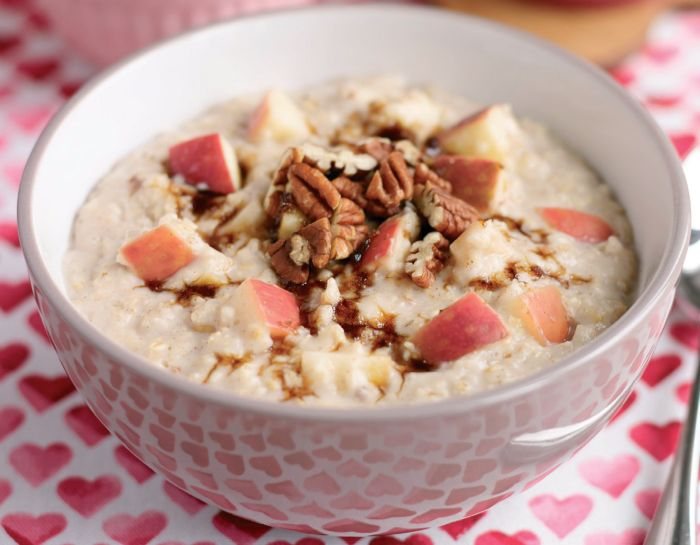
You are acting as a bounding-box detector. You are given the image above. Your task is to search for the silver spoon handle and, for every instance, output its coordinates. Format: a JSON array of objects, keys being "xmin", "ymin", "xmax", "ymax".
[{"xmin": 644, "ymin": 351, "xmax": 700, "ymax": 545}]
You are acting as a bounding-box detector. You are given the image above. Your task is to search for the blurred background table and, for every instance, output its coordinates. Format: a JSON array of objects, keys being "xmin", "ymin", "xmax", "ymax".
[{"xmin": 1, "ymin": 1, "xmax": 700, "ymax": 544}]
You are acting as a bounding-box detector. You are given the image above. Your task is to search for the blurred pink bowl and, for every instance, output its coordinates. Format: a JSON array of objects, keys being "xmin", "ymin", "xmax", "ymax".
[{"xmin": 37, "ymin": 0, "xmax": 320, "ymax": 66}]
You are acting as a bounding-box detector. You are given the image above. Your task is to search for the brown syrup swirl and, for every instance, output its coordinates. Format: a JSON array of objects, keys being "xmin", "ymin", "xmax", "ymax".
[{"xmin": 142, "ymin": 281, "xmax": 220, "ymax": 306}]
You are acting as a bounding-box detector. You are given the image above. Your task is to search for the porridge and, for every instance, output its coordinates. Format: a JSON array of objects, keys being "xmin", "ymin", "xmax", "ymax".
[{"xmin": 64, "ymin": 76, "xmax": 637, "ymax": 406}]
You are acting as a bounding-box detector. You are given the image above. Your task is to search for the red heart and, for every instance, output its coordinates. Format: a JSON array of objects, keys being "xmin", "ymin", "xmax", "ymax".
[
  {"xmin": 27, "ymin": 312, "xmax": 51, "ymax": 343},
  {"xmin": 0, "ymin": 35, "xmax": 21, "ymax": 54},
  {"xmin": 0, "ymin": 479, "xmax": 11, "ymax": 504},
  {"xmin": 641, "ymin": 354, "xmax": 681, "ymax": 387},
  {"xmin": 528, "ymin": 494, "xmax": 592, "ymax": 538},
  {"xmin": 212, "ymin": 512, "xmax": 270, "ymax": 545},
  {"xmin": 102, "ymin": 511, "xmax": 168, "ymax": 545},
  {"xmin": 578, "ymin": 454, "xmax": 640, "ymax": 498},
  {"xmin": 610, "ymin": 390, "xmax": 637, "ymax": 422},
  {"xmin": 670, "ymin": 321, "xmax": 700, "ymax": 349},
  {"xmin": 19, "ymin": 373, "xmax": 75, "ymax": 411},
  {"xmin": 475, "ymin": 531, "xmax": 540, "ymax": 545},
  {"xmin": 265, "ymin": 540, "xmax": 324, "ymax": 545},
  {"xmin": 370, "ymin": 535, "xmax": 434, "ymax": 545},
  {"xmin": 0, "ymin": 281, "xmax": 32, "ymax": 312},
  {"xmin": 584, "ymin": 529, "xmax": 645, "ymax": 545},
  {"xmin": 1, "ymin": 513, "xmax": 67, "ymax": 545},
  {"xmin": 163, "ymin": 482, "xmax": 206, "ymax": 515},
  {"xmin": 0, "ymin": 221, "xmax": 19, "ymax": 247},
  {"xmin": 635, "ymin": 489, "xmax": 660, "ymax": 520},
  {"xmin": 57, "ymin": 475, "xmax": 122, "ymax": 517},
  {"xmin": 0, "ymin": 342, "xmax": 29, "ymax": 380},
  {"xmin": 646, "ymin": 94, "xmax": 681, "ymax": 108},
  {"xmin": 0, "ymin": 406, "xmax": 24, "ymax": 441},
  {"xmin": 65, "ymin": 405, "xmax": 109, "ymax": 446},
  {"xmin": 9, "ymin": 443, "xmax": 72, "ymax": 486},
  {"xmin": 607, "ymin": 66, "xmax": 635, "ymax": 86},
  {"xmin": 630, "ymin": 421, "xmax": 681, "ymax": 461},
  {"xmin": 16, "ymin": 57, "xmax": 59, "ymax": 80},
  {"xmin": 677, "ymin": 382, "xmax": 691, "ymax": 404},
  {"xmin": 58, "ymin": 81, "xmax": 84, "ymax": 99},
  {"xmin": 114, "ymin": 445, "xmax": 154, "ymax": 484}
]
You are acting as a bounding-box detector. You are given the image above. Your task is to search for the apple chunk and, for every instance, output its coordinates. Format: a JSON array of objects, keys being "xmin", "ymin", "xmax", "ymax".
[
  {"xmin": 360, "ymin": 211, "xmax": 420, "ymax": 273},
  {"xmin": 437, "ymin": 104, "xmax": 521, "ymax": 163},
  {"xmin": 433, "ymin": 155, "xmax": 504, "ymax": 212},
  {"xmin": 235, "ymin": 278, "xmax": 300, "ymax": 339},
  {"xmin": 248, "ymin": 90, "xmax": 310, "ymax": 143},
  {"xmin": 120, "ymin": 225, "xmax": 195, "ymax": 282},
  {"xmin": 539, "ymin": 207, "xmax": 614, "ymax": 243},
  {"xmin": 412, "ymin": 292, "xmax": 508, "ymax": 366},
  {"xmin": 168, "ymin": 133, "xmax": 241, "ymax": 194},
  {"xmin": 516, "ymin": 286, "xmax": 572, "ymax": 345}
]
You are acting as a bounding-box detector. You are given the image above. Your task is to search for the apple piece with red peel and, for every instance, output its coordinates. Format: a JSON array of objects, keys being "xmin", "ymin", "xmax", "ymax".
[
  {"xmin": 539, "ymin": 207, "xmax": 614, "ymax": 243},
  {"xmin": 235, "ymin": 278, "xmax": 300, "ymax": 339},
  {"xmin": 120, "ymin": 225, "xmax": 195, "ymax": 282},
  {"xmin": 433, "ymin": 155, "xmax": 504, "ymax": 212},
  {"xmin": 437, "ymin": 104, "xmax": 521, "ymax": 163},
  {"xmin": 412, "ymin": 292, "xmax": 508, "ymax": 366},
  {"xmin": 360, "ymin": 210, "xmax": 420, "ymax": 273},
  {"xmin": 168, "ymin": 133, "xmax": 241, "ymax": 194},
  {"xmin": 516, "ymin": 285, "xmax": 572, "ymax": 345},
  {"xmin": 247, "ymin": 89, "xmax": 310, "ymax": 143}
]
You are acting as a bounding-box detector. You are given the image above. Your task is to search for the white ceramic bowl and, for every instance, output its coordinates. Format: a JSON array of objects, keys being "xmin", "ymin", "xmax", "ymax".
[{"xmin": 18, "ymin": 5, "xmax": 689, "ymax": 535}]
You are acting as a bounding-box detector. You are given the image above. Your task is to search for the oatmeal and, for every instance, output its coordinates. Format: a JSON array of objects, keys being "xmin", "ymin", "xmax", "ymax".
[{"xmin": 64, "ymin": 76, "xmax": 637, "ymax": 406}]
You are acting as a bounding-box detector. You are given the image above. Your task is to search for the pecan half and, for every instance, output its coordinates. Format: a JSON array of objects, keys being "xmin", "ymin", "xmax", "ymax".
[
  {"xmin": 268, "ymin": 239, "xmax": 309, "ymax": 284},
  {"xmin": 331, "ymin": 198, "xmax": 368, "ymax": 259},
  {"xmin": 365, "ymin": 151, "xmax": 414, "ymax": 217},
  {"xmin": 264, "ymin": 147, "xmax": 305, "ymax": 217},
  {"xmin": 298, "ymin": 218, "xmax": 332, "ymax": 268},
  {"xmin": 415, "ymin": 181, "xmax": 478, "ymax": 240},
  {"xmin": 289, "ymin": 163, "xmax": 341, "ymax": 220},
  {"xmin": 405, "ymin": 231, "xmax": 449, "ymax": 288},
  {"xmin": 414, "ymin": 162, "xmax": 452, "ymax": 192},
  {"xmin": 360, "ymin": 137, "xmax": 394, "ymax": 161},
  {"xmin": 332, "ymin": 176, "xmax": 367, "ymax": 208}
]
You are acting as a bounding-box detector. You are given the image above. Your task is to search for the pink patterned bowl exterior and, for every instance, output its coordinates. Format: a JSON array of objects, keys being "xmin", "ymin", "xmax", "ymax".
[
  {"xmin": 37, "ymin": 0, "xmax": 318, "ymax": 66},
  {"xmin": 18, "ymin": 6, "xmax": 689, "ymax": 535}
]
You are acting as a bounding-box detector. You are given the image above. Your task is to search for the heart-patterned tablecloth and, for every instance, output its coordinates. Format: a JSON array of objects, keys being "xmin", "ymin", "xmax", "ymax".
[{"xmin": 2, "ymin": 2, "xmax": 700, "ymax": 544}]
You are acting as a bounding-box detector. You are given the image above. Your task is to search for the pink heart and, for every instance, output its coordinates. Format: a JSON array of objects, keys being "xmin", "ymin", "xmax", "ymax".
[
  {"xmin": 18, "ymin": 373, "xmax": 75, "ymax": 412},
  {"xmin": 0, "ymin": 406, "xmax": 24, "ymax": 441},
  {"xmin": 578, "ymin": 454, "xmax": 640, "ymax": 498},
  {"xmin": 212, "ymin": 512, "xmax": 270, "ymax": 545},
  {"xmin": 103, "ymin": 511, "xmax": 167, "ymax": 545},
  {"xmin": 630, "ymin": 421, "xmax": 681, "ymax": 461},
  {"xmin": 0, "ymin": 480, "xmax": 11, "ymax": 505},
  {"xmin": 474, "ymin": 531, "xmax": 540, "ymax": 545},
  {"xmin": 2, "ymin": 163, "xmax": 24, "ymax": 188},
  {"xmin": 677, "ymin": 383, "xmax": 691, "ymax": 404},
  {"xmin": 529, "ymin": 494, "xmax": 592, "ymax": 538},
  {"xmin": 670, "ymin": 321, "xmax": 700, "ymax": 350},
  {"xmin": 9, "ymin": 443, "xmax": 72, "ymax": 486},
  {"xmin": 0, "ymin": 221, "xmax": 19, "ymax": 247},
  {"xmin": 114, "ymin": 445, "xmax": 154, "ymax": 484},
  {"xmin": 635, "ymin": 489, "xmax": 660, "ymax": 520},
  {"xmin": 1, "ymin": 513, "xmax": 67, "ymax": 545},
  {"xmin": 0, "ymin": 281, "xmax": 32, "ymax": 312},
  {"xmin": 584, "ymin": 529, "xmax": 645, "ymax": 545},
  {"xmin": 65, "ymin": 405, "xmax": 110, "ymax": 446},
  {"xmin": 611, "ymin": 391, "xmax": 637, "ymax": 422},
  {"xmin": 57, "ymin": 475, "xmax": 122, "ymax": 517},
  {"xmin": 163, "ymin": 482, "xmax": 206, "ymax": 515},
  {"xmin": 0, "ymin": 342, "xmax": 29, "ymax": 381},
  {"xmin": 643, "ymin": 43, "xmax": 678, "ymax": 63},
  {"xmin": 641, "ymin": 354, "xmax": 681, "ymax": 386},
  {"xmin": 27, "ymin": 312, "xmax": 51, "ymax": 344}
]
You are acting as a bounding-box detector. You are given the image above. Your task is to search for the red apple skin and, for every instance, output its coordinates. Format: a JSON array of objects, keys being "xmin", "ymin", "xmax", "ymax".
[
  {"xmin": 243, "ymin": 278, "xmax": 301, "ymax": 339},
  {"xmin": 412, "ymin": 292, "xmax": 508, "ymax": 366},
  {"xmin": 359, "ymin": 216, "xmax": 403, "ymax": 270},
  {"xmin": 539, "ymin": 207, "xmax": 614, "ymax": 243},
  {"xmin": 433, "ymin": 155, "xmax": 503, "ymax": 212},
  {"xmin": 517, "ymin": 286, "xmax": 572, "ymax": 345},
  {"xmin": 120, "ymin": 225, "xmax": 195, "ymax": 282},
  {"xmin": 169, "ymin": 133, "xmax": 238, "ymax": 194}
]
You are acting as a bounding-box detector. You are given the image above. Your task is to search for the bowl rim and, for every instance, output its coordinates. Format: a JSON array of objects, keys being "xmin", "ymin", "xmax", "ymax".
[{"xmin": 18, "ymin": 3, "xmax": 690, "ymax": 422}]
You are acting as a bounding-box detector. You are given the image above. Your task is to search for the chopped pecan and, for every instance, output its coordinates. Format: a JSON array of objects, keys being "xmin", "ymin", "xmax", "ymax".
[
  {"xmin": 405, "ymin": 232, "xmax": 449, "ymax": 288},
  {"xmin": 264, "ymin": 147, "xmax": 305, "ymax": 217},
  {"xmin": 415, "ymin": 181, "xmax": 478, "ymax": 240},
  {"xmin": 331, "ymin": 198, "xmax": 368, "ymax": 259},
  {"xmin": 288, "ymin": 163, "xmax": 341, "ymax": 220},
  {"xmin": 414, "ymin": 162, "xmax": 452, "ymax": 192},
  {"xmin": 298, "ymin": 218, "xmax": 332, "ymax": 268},
  {"xmin": 365, "ymin": 152, "xmax": 414, "ymax": 217},
  {"xmin": 332, "ymin": 176, "xmax": 367, "ymax": 208},
  {"xmin": 268, "ymin": 239, "xmax": 309, "ymax": 284}
]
